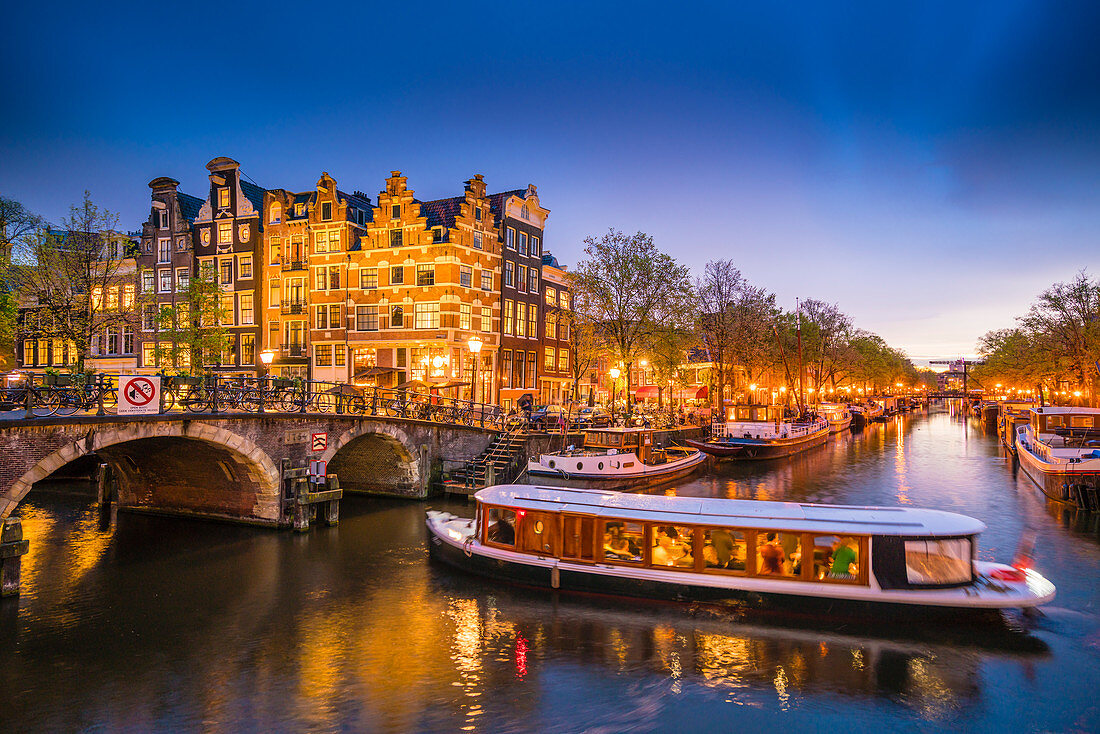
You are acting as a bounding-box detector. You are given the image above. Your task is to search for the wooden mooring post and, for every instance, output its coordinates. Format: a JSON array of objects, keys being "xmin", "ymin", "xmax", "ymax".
[{"xmin": 282, "ymin": 462, "xmax": 342, "ymax": 532}]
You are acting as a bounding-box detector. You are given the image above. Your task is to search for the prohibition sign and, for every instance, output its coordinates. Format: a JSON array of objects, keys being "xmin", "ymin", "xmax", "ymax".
[{"xmin": 126, "ymin": 377, "xmax": 157, "ymax": 406}]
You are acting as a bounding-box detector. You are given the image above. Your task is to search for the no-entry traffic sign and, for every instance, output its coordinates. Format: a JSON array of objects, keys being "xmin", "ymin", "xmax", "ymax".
[{"xmin": 118, "ymin": 375, "xmax": 161, "ymax": 415}]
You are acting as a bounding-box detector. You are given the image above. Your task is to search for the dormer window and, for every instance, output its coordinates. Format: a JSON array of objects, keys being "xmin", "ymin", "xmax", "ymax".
[
  {"xmin": 218, "ymin": 188, "xmax": 230, "ymax": 208},
  {"xmin": 433, "ymin": 226, "xmax": 444, "ymax": 243},
  {"xmin": 475, "ymin": 206, "xmax": 482, "ymax": 222},
  {"xmin": 295, "ymin": 203, "xmax": 304, "ymax": 217},
  {"xmin": 521, "ymin": 205, "xmax": 530, "ymax": 220},
  {"xmin": 321, "ymin": 201, "xmax": 332, "ymax": 221},
  {"xmin": 270, "ymin": 203, "xmax": 281, "ymax": 223}
]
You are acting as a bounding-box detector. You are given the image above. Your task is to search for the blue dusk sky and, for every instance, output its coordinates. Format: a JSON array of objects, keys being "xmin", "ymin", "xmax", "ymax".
[{"xmin": 2, "ymin": 1, "xmax": 1098, "ymax": 363}]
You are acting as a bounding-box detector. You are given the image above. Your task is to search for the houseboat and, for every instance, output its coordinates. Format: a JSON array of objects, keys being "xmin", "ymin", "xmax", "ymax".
[
  {"xmin": 997, "ymin": 400, "xmax": 1034, "ymax": 452},
  {"xmin": 1016, "ymin": 406, "xmax": 1100, "ymax": 510},
  {"xmin": 818, "ymin": 402, "xmax": 854, "ymax": 433},
  {"xmin": 525, "ymin": 427, "xmax": 706, "ymax": 489},
  {"xmin": 687, "ymin": 404, "xmax": 830, "ymax": 460},
  {"xmin": 426, "ymin": 486, "xmax": 1055, "ymax": 621},
  {"xmin": 850, "ymin": 401, "xmax": 884, "ymax": 427}
]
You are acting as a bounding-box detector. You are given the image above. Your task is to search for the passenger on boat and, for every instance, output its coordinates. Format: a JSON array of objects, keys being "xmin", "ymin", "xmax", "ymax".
[
  {"xmin": 829, "ymin": 537, "xmax": 858, "ymax": 579},
  {"xmin": 759, "ymin": 533, "xmax": 785, "ymax": 575},
  {"xmin": 603, "ymin": 525, "xmax": 634, "ymax": 560},
  {"xmin": 652, "ymin": 527, "xmax": 692, "ymax": 567}
]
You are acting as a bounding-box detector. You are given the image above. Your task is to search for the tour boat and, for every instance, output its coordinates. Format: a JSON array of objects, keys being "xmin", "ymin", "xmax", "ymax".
[
  {"xmin": 687, "ymin": 404, "xmax": 830, "ymax": 460},
  {"xmin": 997, "ymin": 400, "xmax": 1034, "ymax": 452},
  {"xmin": 1016, "ymin": 406, "xmax": 1100, "ymax": 510},
  {"xmin": 525, "ymin": 427, "xmax": 706, "ymax": 489},
  {"xmin": 817, "ymin": 402, "xmax": 853, "ymax": 433},
  {"xmin": 426, "ymin": 486, "xmax": 1055, "ymax": 621}
]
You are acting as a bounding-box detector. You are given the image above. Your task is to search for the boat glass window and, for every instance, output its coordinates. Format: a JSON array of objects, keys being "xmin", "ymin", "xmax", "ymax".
[
  {"xmin": 650, "ymin": 525, "xmax": 695, "ymax": 569},
  {"xmin": 485, "ymin": 507, "xmax": 516, "ymax": 548},
  {"xmin": 702, "ymin": 529, "xmax": 746, "ymax": 571},
  {"xmin": 1046, "ymin": 415, "xmax": 1064, "ymax": 429},
  {"xmin": 603, "ymin": 521, "xmax": 643, "ymax": 563},
  {"xmin": 756, "ymin": 532, "xmax": 801, "ymax": 577},
  {"xmin": 1071, "ymin": 415, "xmax": 1094, "ymax": 428},
  {"xmin": 904, "ymin": 538, "xmax": 971, "ymax": 585},
  {"xmin": 812, "ymin": 535, "xmax": 860, "ymax": 581}
]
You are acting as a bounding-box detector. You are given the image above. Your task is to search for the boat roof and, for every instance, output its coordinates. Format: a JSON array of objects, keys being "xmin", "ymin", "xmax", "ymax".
[
  {"xmin": 1029, "ymin": 406, "xmax": 1100, "ymax": 415},
  {"xmin": 475, "ymin": 485, "xmax": 985, "ymax": 537}
]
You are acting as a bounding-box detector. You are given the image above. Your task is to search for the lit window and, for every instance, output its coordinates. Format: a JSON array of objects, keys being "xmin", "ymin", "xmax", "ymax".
[
  {"xmin": 218, "ymin": 188, "xmax": 230, "ymax": 207},
  {"xmin": 176, "ymin": 268, "xmax": 190, "ymax": 291},
  {"xmin": 516, "ymin": 302, "xmax": 527, "ymax": 337},
  {"xmin": 481, "ymin": 306, "xmax": 491, "ymax": 333},
  {"xmin": 460, "ymin": 304, "xmax": 471, "ymax": 330},
  {"xmin": 390, "ymin": 305, "xmax": 404, "ymax": 328},
  {"xmin": 218, "ymin": 221, "xmax": 232, "ymax": 244},
  {"xmin": 241, "ymin": 334, "xmax": 256, "ymax": 365},
  {"xmin": 240, "ymin": 293, "xmax": 254, "ymax": 325},
  {"xmin": 356, "ymin": 306, "xmax": 378, "ymax": 331},
  {"xmin": 503, "ymin": 300, "xmax": 514, "ymax": 336},
  {"xmin": 481, "ymin": 271, "xmax": 492, "ymax": 290},
  {"xmin": 270, "ymin": 203, "xmax": 281, "ymax": 223},
  {"xmin": 545, "ymin": 287, "xmax": 556, "ymax": 305},
  {"xmin": 416, "ymin": 264, "xmax": 435, "ymax": 286},
  {"xmin": 158, "ymin": 270, "xmax": 172, "ymax": 292},
  {"xmin": 123, "ymin": 284, "xmax": 135, "ymax": 309},
  {"xmin": 360, "ymin": 268, "xmax": 377, "ymax": 289},
  {"xmin": 315, "ymin": 345, "xmax": 333, "ymax": 366},
  {"xmin": 415, "ymin": 303, "xmax": 440, "ymax": 329}
]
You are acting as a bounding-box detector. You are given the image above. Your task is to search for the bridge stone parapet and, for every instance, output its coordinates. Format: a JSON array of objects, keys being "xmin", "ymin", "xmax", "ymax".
[{"xmin": 0, "ymin": 413, "xmax": 496, "ymax": 525}]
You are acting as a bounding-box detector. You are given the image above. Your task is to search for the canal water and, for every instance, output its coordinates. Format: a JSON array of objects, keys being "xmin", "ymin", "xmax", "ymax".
[{"xmin": 3, "ymin": 408, "xmax": 1100, "ymax": 733}]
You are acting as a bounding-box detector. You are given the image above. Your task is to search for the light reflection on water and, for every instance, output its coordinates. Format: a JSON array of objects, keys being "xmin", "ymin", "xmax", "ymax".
[{"xmin": 2, "ymin": 408, "xmax": 1100, "ymax": 732}]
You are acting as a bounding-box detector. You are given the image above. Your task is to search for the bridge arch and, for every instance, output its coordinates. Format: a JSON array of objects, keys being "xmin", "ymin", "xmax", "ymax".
[
  {"xmin": 4, "ymin": 422, "xmax": 282, "ymax": 523},
  {"xmin": 321, "ymin": 423, "xmax": 421, "ymax": 495}
]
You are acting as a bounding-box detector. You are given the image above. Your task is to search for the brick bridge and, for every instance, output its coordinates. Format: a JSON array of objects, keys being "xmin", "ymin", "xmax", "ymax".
[{"xmin": 0, "ymin": 413, "xmax": 495, "ymax": 526}]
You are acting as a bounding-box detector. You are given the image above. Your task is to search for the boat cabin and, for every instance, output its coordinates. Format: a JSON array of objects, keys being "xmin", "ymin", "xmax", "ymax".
[
  {"xmin": 724, "ymin": 404, "xmax": 782, "ymax": 422},
  {"xmin": 475, "ymin": 486, "xmax": 984, "ymax": 591},
  {"xmin": 1029, "ymin": 406, "xmax": 1100, "ymax": 447},
  {"xmin": 583, "ymin": 427, "xmax": 657, "ymax": 463}
]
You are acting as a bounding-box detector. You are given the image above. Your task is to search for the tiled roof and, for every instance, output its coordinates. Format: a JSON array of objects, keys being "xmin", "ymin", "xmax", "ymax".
[
  {"xmin": 178, "ymin": 192, "xmax": 204, "ymax": 222},
  {"xmin": 416, "ymin": 196, "xmax": 464, "ymax": 228},
  {"xmin": 486, "ymin": 189, "xmax": 526, "ymax": 220},
  {"xmin": 240, "ymin": 179, "xmax": 267, "ymax": 214},
  {"xmin": 339, "ymin": 189, "xmax": 374, "ymax": 222}
]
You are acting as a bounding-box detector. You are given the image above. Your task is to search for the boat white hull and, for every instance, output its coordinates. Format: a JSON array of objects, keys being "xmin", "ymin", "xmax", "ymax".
[{"xmin": 526, "ymin": 449, "xmax": 706, "ymax": 489}]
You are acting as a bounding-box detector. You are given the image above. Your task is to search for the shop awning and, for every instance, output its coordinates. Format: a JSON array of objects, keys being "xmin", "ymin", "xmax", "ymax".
[
  {"xmin": 675, "ymin": 386, "xmax": 708, "ymax": 400},
  {"xmin": 632, "ymin": 386, "xmax": 659, "ymax": 398}
]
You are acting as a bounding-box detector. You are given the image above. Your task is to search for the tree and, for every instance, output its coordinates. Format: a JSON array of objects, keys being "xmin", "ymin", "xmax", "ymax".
[
  {"xmin": 145, "ymin": 265, "xmax": 230, "ymax": 373},
  {"xmin": 0, "ymin": 196, "xmax": 46, "ymax": 369},
  {"xmin": 696, "ymin": 260, "xmax": 744, "ymax": 409},
  {"xmin": 645, "ymin": 322, "xmax": 696, "ymax": 411},
  {"xmin": 571, "ymin": 229, "xmax": 694, "ymax": 414},
  {"xmin": 1017, "ymin": 271, "xmax": 1100, "ymax": 404},
  {"xmin": 9, "ymin": 192, "xmax": 135, "ymax": 372},
  {"xmin": 798, "ymin": 299, "xmax": 854, "ymax": 396},
  {"xmin": 559, "ymin": 307, "xmax": 603, "ymax": 405}
]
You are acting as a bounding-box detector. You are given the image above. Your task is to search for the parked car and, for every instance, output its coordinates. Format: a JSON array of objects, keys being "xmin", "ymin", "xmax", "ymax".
[
  {"xmin": 528, "ymin": 404, "xmax": 569, "ymax": 431},
  {"xmin": 575, "ymin": 405, "xmax": 611, "ymax": 427}
]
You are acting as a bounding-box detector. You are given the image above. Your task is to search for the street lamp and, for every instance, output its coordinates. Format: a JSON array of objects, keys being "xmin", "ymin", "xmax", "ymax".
[
  {"xmin": 258, "ymin": 349, "xmax": 275, "ymax": 414},
  {"xmin": 609, "ymin": 366, "xmax": 621, "ymax": 422},
  {"xmin": 467, "ymin": 335, "xmax": 483, "ymax": 404}
]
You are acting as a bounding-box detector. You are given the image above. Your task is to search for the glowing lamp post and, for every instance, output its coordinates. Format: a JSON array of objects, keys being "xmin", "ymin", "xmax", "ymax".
[
  {"xmin": 258, "ymin": 349, "xmax": 275, "ymax": 414},
  {"xmin": 610, "ymin": 366, "xmax": 621, "ymax": 422},
  {"xmin": 467, "ymin": 335, "xmax": 483, "ymax": 404}
]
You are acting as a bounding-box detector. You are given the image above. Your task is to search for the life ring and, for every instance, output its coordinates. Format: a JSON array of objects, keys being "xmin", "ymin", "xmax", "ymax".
[{"xmin": 463, "ymin": 537, "xmax": 474, "ymax": 557}]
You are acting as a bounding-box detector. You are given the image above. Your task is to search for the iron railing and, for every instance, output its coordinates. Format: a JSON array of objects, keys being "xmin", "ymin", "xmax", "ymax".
[{"xmin": 2, "ymin": 373, "xmax": 506, "ymax": 429}]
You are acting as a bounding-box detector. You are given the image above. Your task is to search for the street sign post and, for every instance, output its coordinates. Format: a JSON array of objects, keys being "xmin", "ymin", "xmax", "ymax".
[{"xmin": 117, "ymin": 376, "xmax": 161, "ymax": 416}]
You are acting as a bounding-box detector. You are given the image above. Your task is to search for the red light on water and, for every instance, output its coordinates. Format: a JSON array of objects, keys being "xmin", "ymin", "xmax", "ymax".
[{"xmin": 515, "ymin": 635, "xmax": 528, "ymax": 679}]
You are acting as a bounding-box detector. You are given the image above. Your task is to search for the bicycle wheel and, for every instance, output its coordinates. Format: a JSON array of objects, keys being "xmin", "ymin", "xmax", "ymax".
[
  {"xmin": 346, "ymin": 395, "xmax": 366, "ymax": 414},
  {"xmin": 183, "ymin": 388, "xmax": 211, "ymax": 413},
  {"xmin": 31, "ymin": 388, "xmax": 60, "ymax": 417},
  {"xmin": 313, "ymin": 393, "xmax": 336, "ymax": 413},
  {"xmin": 52, "ymin": 387, "xmax": 81, "ymax": 417},
  {"xmin": 161, "ymin": 387, "xmax": 177, "ymax": 412},
  {"xmin": 385, "ymin": 399, "xmax": 403, "ymax": 417},
  {"xmin": 278, "ymin": 389, "xmax": 302, "ymax": 412},
  {"xmin": 100, "ymin": 388, "xmax": 118, "ymax": 414}
]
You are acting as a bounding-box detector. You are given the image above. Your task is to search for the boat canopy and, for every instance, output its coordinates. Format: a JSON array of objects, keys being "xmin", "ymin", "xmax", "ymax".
[{"xmin": 474, "ymin": 485, "xmax": 985, "ymax": 537}]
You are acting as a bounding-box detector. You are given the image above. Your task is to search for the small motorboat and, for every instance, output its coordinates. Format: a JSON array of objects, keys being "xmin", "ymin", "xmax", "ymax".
[{"xmin": 689, "ymin": 404, "xmax": 830, "ymax": 460}]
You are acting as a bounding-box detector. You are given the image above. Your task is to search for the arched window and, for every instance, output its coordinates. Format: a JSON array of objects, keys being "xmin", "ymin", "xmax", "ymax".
[{"xmin": 269, "ymin": 202, "xmax": 281, "ymax": 223}]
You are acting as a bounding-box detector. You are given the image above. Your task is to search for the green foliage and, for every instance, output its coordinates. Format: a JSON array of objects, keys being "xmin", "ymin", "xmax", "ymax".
[{"xmin": 145, "ymin": 267, "xmax": 230, "ymax": 372}]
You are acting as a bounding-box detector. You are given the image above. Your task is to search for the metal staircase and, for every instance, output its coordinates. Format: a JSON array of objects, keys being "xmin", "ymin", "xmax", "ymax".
[{"xmin": 444, "ymin": 423, "xmax": 529, "ymax": 495}]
